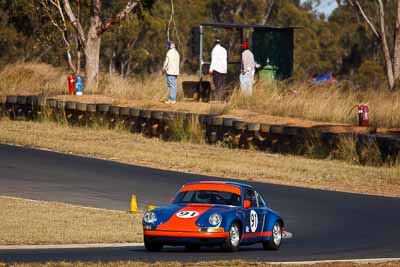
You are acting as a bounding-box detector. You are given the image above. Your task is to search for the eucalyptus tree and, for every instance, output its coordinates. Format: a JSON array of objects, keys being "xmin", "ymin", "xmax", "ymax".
[
  {"xmin": 348, "ymin": 0, "xmax": 400, "ymax": 89},
  {"xmin": 37, "ymin": 0, "xmax": 142, "ymax": 91}
]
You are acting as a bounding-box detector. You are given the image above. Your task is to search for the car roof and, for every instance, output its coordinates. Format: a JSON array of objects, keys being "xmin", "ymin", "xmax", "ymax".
[{"xmin": 184, "ymin": 180, "xmax": 254, "ymax": 190}]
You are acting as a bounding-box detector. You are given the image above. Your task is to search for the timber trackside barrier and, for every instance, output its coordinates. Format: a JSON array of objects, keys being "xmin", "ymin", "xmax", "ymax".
[{"xmin": 1, "ymin": 95, "xmax": 400, "ymax": 165}]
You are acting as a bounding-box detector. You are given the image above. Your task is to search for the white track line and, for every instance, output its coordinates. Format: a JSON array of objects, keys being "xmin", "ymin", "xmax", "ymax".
[
  {"xmin": 0, "ymin": 243, "xmax": 399, "ymax": 264},
  {"xmin": 0, "ymin": 243, "xmax": 144, "ymax": 250},
  {"xmin": 268, "ymin": 258, "xmax": 400, "ymax": 265}
]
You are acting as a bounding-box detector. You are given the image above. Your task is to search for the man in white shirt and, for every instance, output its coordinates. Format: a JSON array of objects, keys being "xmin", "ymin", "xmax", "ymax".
[
  {"xmin": 240, "ymin": 41, "xmax": 256, "ymax": 95},
  {"xmin": 163, "ymin": 41, "xmax": 180, "ymax": 104},
  {"xmin": 209, "ymin": 38, "xmax": 227, "ymax": 101}
]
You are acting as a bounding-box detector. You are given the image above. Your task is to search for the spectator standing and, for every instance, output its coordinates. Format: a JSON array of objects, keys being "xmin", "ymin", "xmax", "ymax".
[
  {"xmin": 163, "ymin": 41, "xmax": 180, "ymax": 104},
  {"xmin": 209, "ymin": 38, "xmax": 228, "ymax": 101},
  {"xmin": 240, "ymin": 42, "xmax": 256, "ymax": 95}
]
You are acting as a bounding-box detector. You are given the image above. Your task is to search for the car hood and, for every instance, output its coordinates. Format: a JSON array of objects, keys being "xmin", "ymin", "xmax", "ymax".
[{"xmin": 151, "ymin": 204, "xmax": 239, "ymax": 231}]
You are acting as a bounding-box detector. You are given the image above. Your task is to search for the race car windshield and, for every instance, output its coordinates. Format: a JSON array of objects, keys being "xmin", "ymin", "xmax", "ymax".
[{"xmin": 173, "ymin": 190, "xmax": 242, "ymax": 206}]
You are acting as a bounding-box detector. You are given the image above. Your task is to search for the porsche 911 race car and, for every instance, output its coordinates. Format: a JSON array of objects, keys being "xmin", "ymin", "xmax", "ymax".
[{"xmin": 142, "ymin": 181, "xmax": 289, "ymax": 252}]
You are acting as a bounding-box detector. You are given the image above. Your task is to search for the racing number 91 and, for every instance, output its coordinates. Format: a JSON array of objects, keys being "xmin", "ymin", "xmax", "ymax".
[
  {"xmin": 176, "ymin": 211, "xmax": 200, "ymax": 218},
  {"xmin": 250, "ymin": 210, "xmax": 258, "ymax": 232}
]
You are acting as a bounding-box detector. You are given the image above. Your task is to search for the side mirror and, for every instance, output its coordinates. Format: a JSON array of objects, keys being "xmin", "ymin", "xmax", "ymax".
[
  {"xmin": 244, "ymin": 200, "xmax": 251, "ymax": 209},
  {"xmin": 169, "ymin": 197, "xmax": 174, "ymax": 204}
]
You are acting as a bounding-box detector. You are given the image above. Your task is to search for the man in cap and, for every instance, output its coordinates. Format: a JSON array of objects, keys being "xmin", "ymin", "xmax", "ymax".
[
  {"xmin": 240, "ymin": 41, "xmax": 256, "ymax": 95},
  {"xmin": 163, "ymin": 41, "xmax": 180, "ymax": 104},
  {"xmin": 209, "ymin": 37, "xmax": 228, "ymax": 101}
]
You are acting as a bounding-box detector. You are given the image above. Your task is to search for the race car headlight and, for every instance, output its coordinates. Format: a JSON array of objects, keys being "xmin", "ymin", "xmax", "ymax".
[
  {"xmin": 143, "ymin": 211, "xmax": 157, "ymax": 223},
  {"xmin": 209, "ymin": 213, "xmax": 222, "ymax": 226}
]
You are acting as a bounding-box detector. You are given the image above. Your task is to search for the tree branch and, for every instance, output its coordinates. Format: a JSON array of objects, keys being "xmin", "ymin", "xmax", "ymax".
[
  {"xmin": 349, "ymin": 0, "xmax": 380, "ymax": 38},
  {"xmin": 40, "ymin": 0, "xmax": 76, "ymax": 73},
  {"xmin": 62, "ymin": 0, "xmax": 86, "ymax": 45},
  {"xmin": 97, "ymin": 0, "xmax": 140, "ymax": 36},
  {"xmin": 349, "ymin": 0, "xmax": 395, "ymax": 88},
  {"xmin": 262, "ymin": 0, "xmax": 275, "ymax": 25}
]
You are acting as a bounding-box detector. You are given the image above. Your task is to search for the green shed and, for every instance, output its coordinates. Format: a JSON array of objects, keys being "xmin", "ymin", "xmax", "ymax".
[
  {"xmin": 252, "ymin": 27, "xmax": 295, "ymax": 80},
  {"xmin": 196, "ymin": 23, "xmax": 297, "ymax": 80}
]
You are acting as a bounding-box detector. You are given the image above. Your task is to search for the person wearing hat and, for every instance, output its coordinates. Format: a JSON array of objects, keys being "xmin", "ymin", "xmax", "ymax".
[
  {"xmin": 162, "ymin": 41, "xmax": 180, "ymax": 104},
  {"xmin": 209, "ymin": 37, "xmax": 228, "ymax": 101},
  {"xmin": 240, "ymin": 41, "xmax": 256, "ymax": 95}
]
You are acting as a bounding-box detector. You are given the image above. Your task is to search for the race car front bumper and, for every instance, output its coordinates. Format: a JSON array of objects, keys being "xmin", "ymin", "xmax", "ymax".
[
  {"xmin": 144, "ymin": 229, "xmax": 228, "ymax": 245},
  {"xmin": 144, "ymin": 229, "xmax": 228, "ymax": 238}
]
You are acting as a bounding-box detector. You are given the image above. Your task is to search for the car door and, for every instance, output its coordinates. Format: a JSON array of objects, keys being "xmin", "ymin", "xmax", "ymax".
[
  {"xmin": 255, "ymin": 191, "xmax": 269, "ymax": 237},
  {"xmin": 243, "ymin": 188, "xmax": 264, "ymax": 242}
]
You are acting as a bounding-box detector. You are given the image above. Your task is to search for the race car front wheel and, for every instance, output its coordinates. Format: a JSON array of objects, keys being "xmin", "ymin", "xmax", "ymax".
[
  {"xmin": 222, "ymin": 222, "xmax": 241, "ymax": 252},
  {"xmin": 262, "ymin": 221, "xmax": 282, "ymax": 250},
  {"xmin": 144, "ymin": 236, "xmax": 163, "ymax": 252}
]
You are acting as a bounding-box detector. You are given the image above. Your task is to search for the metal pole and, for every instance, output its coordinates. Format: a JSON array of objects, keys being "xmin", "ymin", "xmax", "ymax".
[{"xmin": 199, "ymin": 25, "xmax": 204, "ymax": 80}]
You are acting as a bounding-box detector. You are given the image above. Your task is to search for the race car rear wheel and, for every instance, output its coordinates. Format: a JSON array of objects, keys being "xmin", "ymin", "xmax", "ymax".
[
  {"xmin": 222, "ymin": 222, "xmax": 241, "ymax": 252},
  {"xmin": 262, "ymin": 221, "xmax": 282, "ymax": 250},
  {"xmin": 144, "ymin": 236, "xmax": 163, "ymax": 252}
]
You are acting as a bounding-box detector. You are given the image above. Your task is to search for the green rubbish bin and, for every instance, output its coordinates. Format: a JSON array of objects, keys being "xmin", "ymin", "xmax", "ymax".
[{"xmin": 259, "ymin": 64, "xmax": 278, "ymax": 81}]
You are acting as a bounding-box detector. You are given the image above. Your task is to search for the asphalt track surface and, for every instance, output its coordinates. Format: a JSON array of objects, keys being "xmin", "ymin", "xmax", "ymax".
[{"xmin": 0, "ymin": 144, "xmax": 400, "ymax": 263}]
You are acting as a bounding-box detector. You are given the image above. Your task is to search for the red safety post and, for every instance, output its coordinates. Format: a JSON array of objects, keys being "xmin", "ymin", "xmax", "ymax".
[
  {"xmin": 67, "ymin": 75, "xmax": 75, "ymax": 95},
  {"xmin": 358, "ymin": 103, "xmax": 369, "ymax": 127}
]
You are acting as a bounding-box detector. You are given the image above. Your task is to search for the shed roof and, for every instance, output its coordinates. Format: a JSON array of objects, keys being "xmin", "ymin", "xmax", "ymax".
[{"xmin": 200, "ymin": 22, "xmax": 299, "ymax": 30}]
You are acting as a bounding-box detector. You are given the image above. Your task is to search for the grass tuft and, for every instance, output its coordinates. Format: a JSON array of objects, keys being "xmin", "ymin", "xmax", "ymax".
[
  {"xmin": 304, "ymin": 133, "xmax": 331, "ymax": 159},
  {"xmin": 167, "ymin": 114, "xmax": 204, "ymax": 144}
]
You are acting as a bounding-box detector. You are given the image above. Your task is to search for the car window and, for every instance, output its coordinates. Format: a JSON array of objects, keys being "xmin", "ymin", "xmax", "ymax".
[
  {"xmin": 173, "ymin": 190, "xmax": 241, "ymax": 206},
  {"xmin": 244, "ymin": 189, "xmax": 258, "ymax": 207},
  {"xmin": 180, "ymin": 190, "xmax": 195, "ymax": 202},
  {"xmin": 256, "ymin": 192, "xmax": 266, "ymax": 207}
]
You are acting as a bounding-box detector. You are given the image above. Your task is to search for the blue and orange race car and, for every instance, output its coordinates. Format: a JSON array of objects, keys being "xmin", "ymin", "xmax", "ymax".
[{"xmin": 142, "ymin": 181, "xmax": 290, "ymax": 252}]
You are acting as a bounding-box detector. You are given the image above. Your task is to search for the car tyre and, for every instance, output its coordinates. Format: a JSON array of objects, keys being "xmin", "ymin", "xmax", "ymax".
[
  {"xmin": 263, "ymin": 221, "xmax": 282, "ymax": 250},
  {"xmin": 144, "ymin": 237, "xmax": 163, "ymax": 252},
  {"xmin": 222, "ymin": 222, "xmax": 241, "ymax": 252}
]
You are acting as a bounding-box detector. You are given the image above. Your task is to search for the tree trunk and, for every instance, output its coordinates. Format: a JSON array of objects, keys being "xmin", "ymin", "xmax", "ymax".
[
  {"xmin": 109, "ymin": 49, "xmax": 116, "ymax": 74},
  {"xmin": 84, "ymin": 25, "xmax": 101, "ymax": 93},
  {"xmin": 393, "ymin": 0, "xmax": 400, "ymax": 82},
  {"xmin": 350, "ymin": 0, "xmax": 395, "ymax": 89},
  {"xmin": 61, "ymin": 0, "xmax": 139, "ymax": 92},
  {"xmin": 378, "ymin": 0, "xmax": 395, "ymax": 89}
]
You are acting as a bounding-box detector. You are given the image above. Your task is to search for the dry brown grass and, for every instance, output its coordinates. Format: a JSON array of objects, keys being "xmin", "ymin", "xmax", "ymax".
[
  {"xmin": 4, "ymin": 62, "xmax": 400, "ymax": 129},
  {"xmin": 0, "ymin": 62, "xmax": 66, "ymax": 96},
  {"xmin": 0, "ymin": 196, "xmax": 143, "ymax": 245},
  {"xmin": 1, "ymin": 260, "xmax": 400, "ymax": 267},
  {"xmin": 1, "ymin": 119, "xmax": 399, "ymax": 197},
  {"xmin": 98, "ymin": 73, "xmax": 200, "ymax": 102},
  {"xmin": 168, "ymin": 114, "xmax": 205, "ymax": 144},
  {"xmin": 227, "ymin": 80, "xmax": 400, "ymax": 129}
]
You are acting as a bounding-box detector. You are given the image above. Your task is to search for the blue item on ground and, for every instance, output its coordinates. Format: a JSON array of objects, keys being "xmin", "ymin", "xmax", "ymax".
[
  {"xmin": 310, "ymin": 72, "xmax": 336, "ymax": 84},
  {"xmin": 75, "ymin": 75, "xmax": 83, "ymax": 96}
]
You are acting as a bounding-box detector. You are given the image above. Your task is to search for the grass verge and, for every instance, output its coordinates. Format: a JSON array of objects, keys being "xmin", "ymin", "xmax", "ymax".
[
  {"xmin": 0, "ymin": 119, "xmax": 399, "ymax": 197},
  {"xmin": 0, "ymin": 196, "xmax": 142, "ymax": 245},
  {"xmin": 1, "ymin": 260, "xmax": 400, "ymax": 267}
]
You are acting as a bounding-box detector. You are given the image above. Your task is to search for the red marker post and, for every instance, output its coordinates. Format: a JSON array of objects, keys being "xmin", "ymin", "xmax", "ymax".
[{"xmin": 67, "ymin": 75, "xmax": 75, "ymax": 95}]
